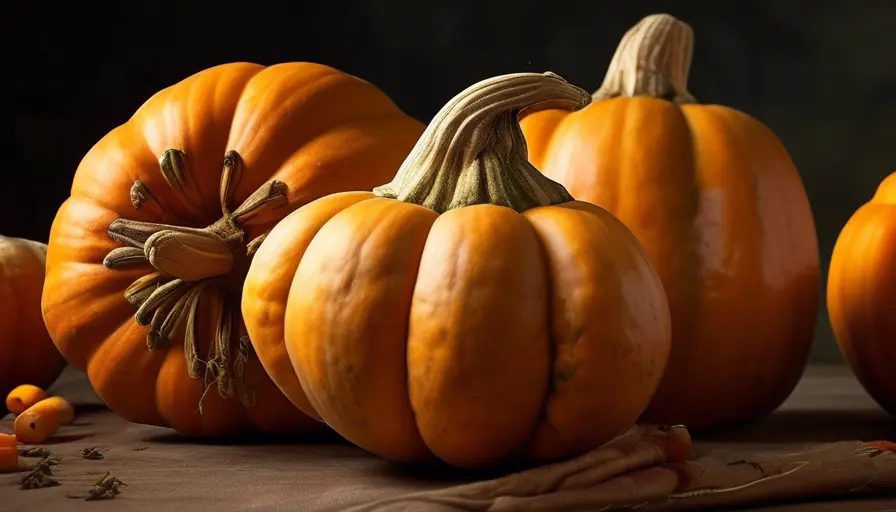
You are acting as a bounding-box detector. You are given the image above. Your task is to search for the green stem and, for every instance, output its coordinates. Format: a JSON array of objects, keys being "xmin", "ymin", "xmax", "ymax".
[
  {"xmin": 593, "ymin": 13, "xmax": 697, "ymax": 104},
  {"xmin": 374, "ymin": 72, "xmax": 591, "ymax": 213}
]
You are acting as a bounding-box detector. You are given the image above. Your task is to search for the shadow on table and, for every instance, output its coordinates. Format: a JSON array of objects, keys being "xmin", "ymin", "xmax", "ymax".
[
  {"xmin": 694, "ymin": 408, "xmax": 896, "ymax": 444},
  {"xmin": 143, "ymin": 426, "xmax": 351, "ymax": 446}
]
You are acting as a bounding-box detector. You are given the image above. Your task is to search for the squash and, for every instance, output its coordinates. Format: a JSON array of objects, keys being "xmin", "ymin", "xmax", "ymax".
[
  {"xmin": 41, "ymin": 62, "xmax": 425, "ymax": 437},
  {"xmin": 14, "ymin": 396, "xmax": 76, "ymax": 444},
  {"xmin": 0, "ymin": 237, "xmax": 66, "ymax": 414},
  {"xmin": 519, "ymin": 14, "xmax": 820, "ymax": 430},
  {"xmin": 828, "ymin": 172, "xmax": 896, "ymax": 415},
  {"xmin": 242, "ymin": 72, "xmax": 672, "ymax": 468},
  {"xmin": 6, "ymin": 384, "xmax": 49, "ymax": 414},
  {"xmin": 0, "ymin": 433, "xmax": 17, "ymax": 473}
]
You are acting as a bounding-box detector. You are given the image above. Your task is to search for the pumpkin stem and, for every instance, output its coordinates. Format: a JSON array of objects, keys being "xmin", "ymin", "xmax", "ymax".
[
  {"xmin": 103, "ymin": 149, "xmax": 290, "ymax": 410},
  {"xmin": 373, "ymin": 72, "xmax": 590, "ymax": 213},
  {"xmin": 593, "ymin": 13, "xmax": 696, "ymax": 104}
]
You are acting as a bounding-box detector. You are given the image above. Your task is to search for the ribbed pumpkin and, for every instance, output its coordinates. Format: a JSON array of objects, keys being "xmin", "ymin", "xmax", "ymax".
[
  {"xmin": 519, "ymin": 14, "xmax": 820, "ymax": 430},
  {"xmin": 828, "ymin": 172, "xmax": 896, "ymax": 416},
  {"xmin": 41, "ymin": 62, "xmax": 424, "ymax": 436},
  {"xmin": 1, "ymin": 236, "xmax": 66, "ymax": 413},
  {"xmin": 242, "ymin": 72, "xmax": 672, "ymax": 468}
]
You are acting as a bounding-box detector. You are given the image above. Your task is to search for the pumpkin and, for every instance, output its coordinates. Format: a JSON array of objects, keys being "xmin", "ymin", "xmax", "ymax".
[
  {"xmin": 41, "ymin": 62, "xmax": 425, "ymax": 437},
  {"xmin": 14, "ymin": 396, "xmax": 75, "ymax": 444},
  {"xmin": 519, "ymin": 14, "xmax": 820, "ymax": 430},
  {"xmin": 0, "ymin": 236, "xmax": 66, "ymax": 414},
  {"xmin": 0, "ymin": 433, "xmax": 16, "ymax": 473},
  {"xmin": 6, "ymin": 384, "xmax": 49, "ymax": 414},
  {"xmin": 828, "ymin": 172, "xmax": 896, "ymax": 416},
  {"xmin": 242, "ymin": 72, "xmax": 672, "ymax": 468}
]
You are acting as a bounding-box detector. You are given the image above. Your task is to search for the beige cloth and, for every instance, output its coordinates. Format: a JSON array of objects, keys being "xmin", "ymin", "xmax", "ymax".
[
  {"xmin": 346, "ymin": 425, "xmax": 895, "ymax": 511},
  {"xmin": 1, "ymin": 366, "xmax": 894, "ymax": 511}
]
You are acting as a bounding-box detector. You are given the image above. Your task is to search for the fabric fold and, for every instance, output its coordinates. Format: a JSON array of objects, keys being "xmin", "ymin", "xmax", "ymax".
[{"xmin": 347, "ymin": 426, "xmax": 896, "ymax": 511}]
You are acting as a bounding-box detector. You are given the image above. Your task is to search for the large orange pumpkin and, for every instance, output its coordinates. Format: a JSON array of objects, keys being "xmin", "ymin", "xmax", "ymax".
[
  {"xmin": 242, "ymin": 72, "xmax": 672, "ymax": 468},
  {"xmin": 41, "ymin": 62, "xmax": 425, "ymax": 436},
  {"xmin": 1, "ymin": 236, "xmax": 66, "ymax": 413},
  {"xmin": 519, "ymin": 14, "xmax": 821, "ymax": 430},
  {"xmin": 828, "ymin": 172, "xmax": 896, "ymax": 416}
]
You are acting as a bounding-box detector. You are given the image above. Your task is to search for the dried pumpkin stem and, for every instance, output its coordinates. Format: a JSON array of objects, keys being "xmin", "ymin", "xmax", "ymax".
[
  {"xmin": 103, "ymin": 247, "xmax": 147, "ymax": 269},
  {"xmin": 104, "ymin": 148, "xmax": 289, "ymax": 410},
  {"xmin": 183, "ymin": 284, "xmax": 205, "ymax": 379},
  {"xmin": 124, "ymin": 272, "xmax": 167, "ymax": 307},
  {"xmin": 130, "ymin": 180, "xmax": 175, "ymax": 221},
  {"xmin": 593, "ymin": 13, "xmax": 696, "ymax": 104},
  {"xmin": 108, "ymin": 219, "xmax": 200, "ymax": 249},
  {"xmin": 159, "ymin": 149, "xmax": 205, "ymax": 217},
  {"xmin": 246, "ymin": 233, "xmax": 267, "ymax": 258},
  {"xmin": 231, "ymin": 180, "xmax": 289, "ymax": 222},
  {"xmin": 147, "ymin": 291, "xmax": 181, "ymax": 351},
  {"xmin": 211, "ymin": 295, "xmax": 235, "ymax": 398},
  {"xmin": 374, "ymin": 72, "xmax": 590, "ymax": 213},
  {"xmin": 135, "ymin": 279, "xmax": 188, "ymax": 326},
  {"xmin": 144, "ymin": 229, "xmax": 234, "ymax": 281},
  {"xmin": 219, "ymin": 151, "xmax": 242, "ymax": 214},
  {"xmin": 159, "ymin": 283, "xmax": 200, "ymax": 340}
]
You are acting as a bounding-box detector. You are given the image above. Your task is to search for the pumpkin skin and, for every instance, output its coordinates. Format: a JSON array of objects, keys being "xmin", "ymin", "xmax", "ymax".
[
  {"xmin": 243, "ymin": 72, "xmax": 672, "ymax": 468},
  {"xmin": 520, "ymin": 15, "xmax": 820, "ymax": 430},
  {"xmin": 828, "ymin": 172, "xmax": 896, "ymax": 416},
  {"xmin": 0, "ymin": 236, "xmax": 66, "ymax": 414},
  {"xmin": 41, "ymin": 62, "xmax": 425, "ymax": 437}
]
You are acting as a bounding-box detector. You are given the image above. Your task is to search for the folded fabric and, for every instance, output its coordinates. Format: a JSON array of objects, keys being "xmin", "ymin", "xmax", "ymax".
[{"xmin": 347, "ymin": 424, "xmax": 896, "ymax": 511}]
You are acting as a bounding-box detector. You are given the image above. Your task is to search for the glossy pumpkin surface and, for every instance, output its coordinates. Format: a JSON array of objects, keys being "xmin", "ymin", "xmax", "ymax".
[
  {"xmin": 520, "ymin": 15, "xmax": 820, "ymax": 430},
  {"xmin": 0, "ymin": 236, "xmax": 66, "ymax": 413},
  {"xmin": 243, "ymin": 72, "xmax": 672, "ymax": 468},
  {"xmin": 828, "ymin": 172, "xmax": 896, "ymax": 416},
  {"xmin": 41, "ymin": 62, "xmax": 424, "ymax": 436}
]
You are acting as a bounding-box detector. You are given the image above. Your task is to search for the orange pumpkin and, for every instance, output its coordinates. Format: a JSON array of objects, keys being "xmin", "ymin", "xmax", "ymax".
[
  {"xmin": 41, "ymin": 62, "xmax": 425, "ymax": 437},
  {"xmin": 828, "ymin": 172, "xmax": 896, "ymax": 416},
  {"xmin": 519, "ymin": 14, "xmax": 820, "ymax": 430},
  {"xmin": 14, "ymin": 396, "xmax": 76, "ymax": 444},
  {"xmin": 0, "ymin": 236, "xmax": 66, "ymax": 413},
  {"xmin": 6, "ymin": 384, "xmax": 49, "ymax": 414},
  {"xmin": 242, "ymin": 72, "xmax": 672, "ymax": 468}
]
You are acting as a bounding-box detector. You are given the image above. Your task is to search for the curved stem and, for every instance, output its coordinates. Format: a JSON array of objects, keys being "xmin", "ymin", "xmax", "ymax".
[
  {"xmin": 374, "ymin": 72, "xmax": 591, "ymax": 213},
  {"xmin": 593, "ymin": 13, "xmax": 696, "ymax": 104}
]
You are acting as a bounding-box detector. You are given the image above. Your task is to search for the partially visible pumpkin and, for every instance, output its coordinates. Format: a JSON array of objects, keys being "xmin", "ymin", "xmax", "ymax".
[
  {"xmin": 243, "ymin": 72, "xmax": 672, "ymax": 468},
  {"xmin": 41, "ymin": 62, "xmax": 425, "ymax": 437},
  {"xmin": 519, "ymin": 14, "xmax": 821, "ymax": 430},
  {"xmin": 828, "ymin": 172, "xmax": 896, "ymax": 416},
  {"xmin": 6, "ymin": 384, "xmax": 49, "ymax": 414},
  {"xmin": 0, "ymin": 236, "xmax": 66, "ymax": 414}
]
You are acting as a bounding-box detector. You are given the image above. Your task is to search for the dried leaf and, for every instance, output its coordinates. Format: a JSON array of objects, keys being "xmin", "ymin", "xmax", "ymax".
[
  {"xmin": 20, "ymin": 465, "xmax": 60, "ymax": 490},
  {"xmin": 80, "ymin": 447, "xmax": 105, "ymax": 460},
  {"xmin": 18, "ymin": 447, "xmax": 51, "ymax": 458}
]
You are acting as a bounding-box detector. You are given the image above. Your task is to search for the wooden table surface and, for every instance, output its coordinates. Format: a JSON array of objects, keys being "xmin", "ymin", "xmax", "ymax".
[{"xmin": 2, "ymin": 364, "xmax": 894, "ymax": 511}]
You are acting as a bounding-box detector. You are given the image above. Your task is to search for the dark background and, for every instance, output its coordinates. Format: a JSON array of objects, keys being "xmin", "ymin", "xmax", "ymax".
[{"xmin": 7, "ymin": 1, "xmax": 895, "ymax": 363}]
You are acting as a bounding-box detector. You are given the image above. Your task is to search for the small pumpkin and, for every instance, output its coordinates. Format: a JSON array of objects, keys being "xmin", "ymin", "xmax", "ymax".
[
  {"xmin": 41, "ymin": 62, "xmax": 425, "ymax": 436},
  {"xmin": 14, "ymin": 396, "xmax": 75, "ymax": 444},
  {"xmin": 242, "ymin": 72, "xmax": 672, "ymax": 468},
  {"xmin": 828, "ymin": 172, "xmax": 896, "ymax": 416},
  {"xmin": 0, "ymin": 236, "xmax": 66, "ymax": 414},
  {"xmin": 0, "ymin": 433, "xmax": 17, "ymax": 473},
  {"xmin": 519, "ymin": 14, "xmax": 821, "ymax": 430},
  {"xmin": 6, "ymin": 384, "xmax": 49, "ymax": 414}
]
